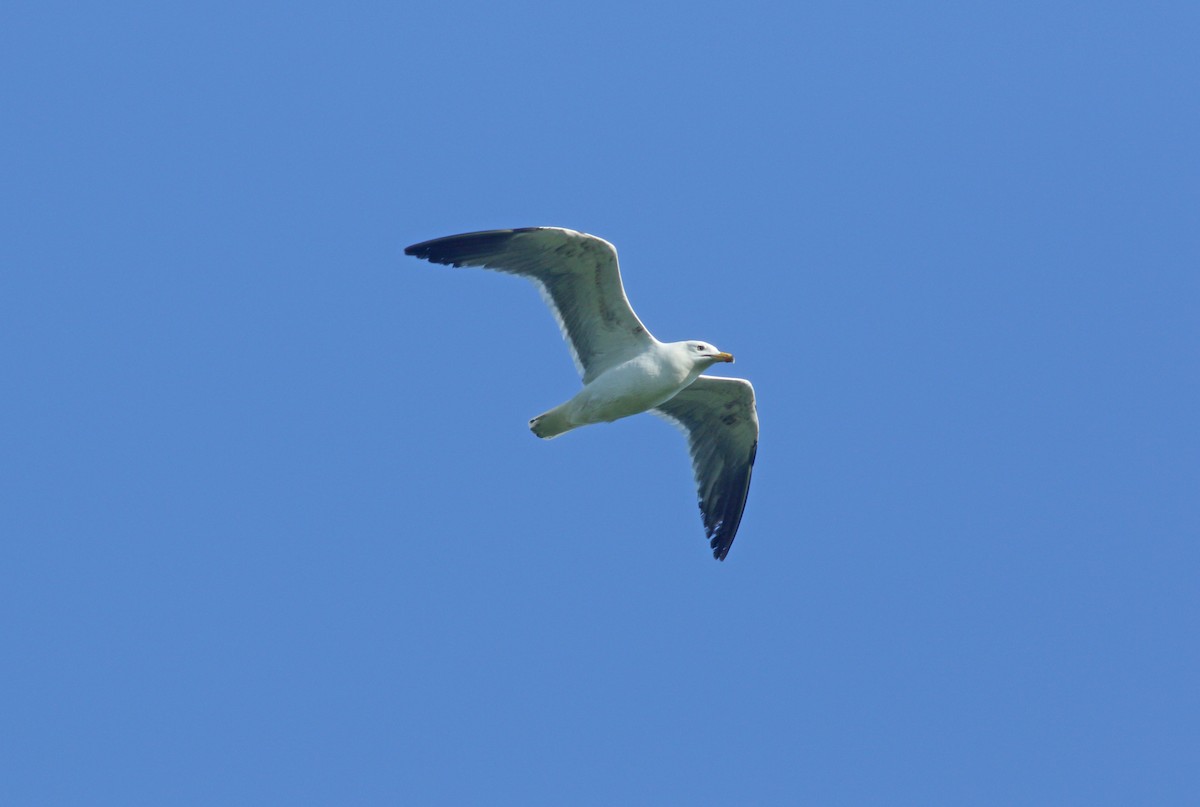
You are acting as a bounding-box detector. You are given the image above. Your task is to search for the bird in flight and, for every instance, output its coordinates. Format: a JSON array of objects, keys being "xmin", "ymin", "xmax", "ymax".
[{"xmin": 404, "ymin": 227, "xmax": 758, "ymax": 560}]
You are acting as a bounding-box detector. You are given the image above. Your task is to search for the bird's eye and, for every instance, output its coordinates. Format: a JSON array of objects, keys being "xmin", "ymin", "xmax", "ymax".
[{"xmin": 694, "ymin": 344, "xmax": 703, "ymax": 351}]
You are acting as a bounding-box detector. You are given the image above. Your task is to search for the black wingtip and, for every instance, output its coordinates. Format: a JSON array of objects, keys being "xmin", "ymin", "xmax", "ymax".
[
  {"xmin": 403, "ymin": 229, "xmax": 532, "ymax": 267},
  {"xmin": 711, "ymin": 533, "xmax": 731, "ymax": 561}
]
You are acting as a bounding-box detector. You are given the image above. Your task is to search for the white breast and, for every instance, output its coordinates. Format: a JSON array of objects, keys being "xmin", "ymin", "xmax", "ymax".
[{"xmin": 568, "ymin": 343, "xmax": 695, "ymax": 425}]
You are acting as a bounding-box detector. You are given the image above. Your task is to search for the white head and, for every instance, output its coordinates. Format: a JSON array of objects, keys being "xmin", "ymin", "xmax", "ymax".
[{"xmin": 682, "ymin": 340, "xmax": 735, "ymax": 367}]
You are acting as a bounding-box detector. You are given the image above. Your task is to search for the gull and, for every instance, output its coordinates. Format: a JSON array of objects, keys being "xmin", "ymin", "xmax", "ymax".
[{"xmin": 404, "ymin": 227, "xmax": 758, "ymax": 560}]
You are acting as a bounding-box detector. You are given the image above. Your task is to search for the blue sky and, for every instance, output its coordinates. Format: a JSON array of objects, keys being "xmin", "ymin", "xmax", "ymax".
[{"xmin": 3, "ymin": 1, "xmax": 1197, "ymax": 803}]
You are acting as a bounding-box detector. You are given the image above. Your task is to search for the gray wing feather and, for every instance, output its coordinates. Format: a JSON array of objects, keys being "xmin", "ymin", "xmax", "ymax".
[
  {"xmin": 404, "ymin": 228, "xmax": 655, "ymax": 382},
  {"xmin": 655, "ymin": 376, "xmax": 758, "ymax": 561}
]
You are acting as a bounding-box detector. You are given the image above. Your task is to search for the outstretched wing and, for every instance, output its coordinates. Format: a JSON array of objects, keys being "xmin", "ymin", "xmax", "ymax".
[
  {"xmin": 655, "ymin": 376, "xmax": 759, "ymax": 561},
  {"xmin": 404, "ymin": 227, "xmax": 656, "ymax": 383}
]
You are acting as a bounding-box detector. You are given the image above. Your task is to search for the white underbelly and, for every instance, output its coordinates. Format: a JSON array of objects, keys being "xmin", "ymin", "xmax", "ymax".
[{"xmin": 568, "ymin": 358, "xmax": 691, "ymax": 425}]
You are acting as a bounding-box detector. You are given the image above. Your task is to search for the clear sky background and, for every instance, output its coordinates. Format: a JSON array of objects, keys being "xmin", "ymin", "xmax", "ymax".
[{"xmin": 3, "ymin": 2, "xmax": 1197, "ymax": 804}]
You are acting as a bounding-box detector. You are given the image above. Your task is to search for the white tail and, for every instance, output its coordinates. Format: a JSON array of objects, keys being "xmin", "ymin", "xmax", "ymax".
[{"xmin": 529, "ymin": 405, "xmax": 573, "ymax": 439}]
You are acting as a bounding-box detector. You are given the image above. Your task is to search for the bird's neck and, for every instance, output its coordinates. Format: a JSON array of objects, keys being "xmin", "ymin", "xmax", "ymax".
[{"xmin": 662, "ymin": 342, "xmax": 709, "ymax": 385}]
